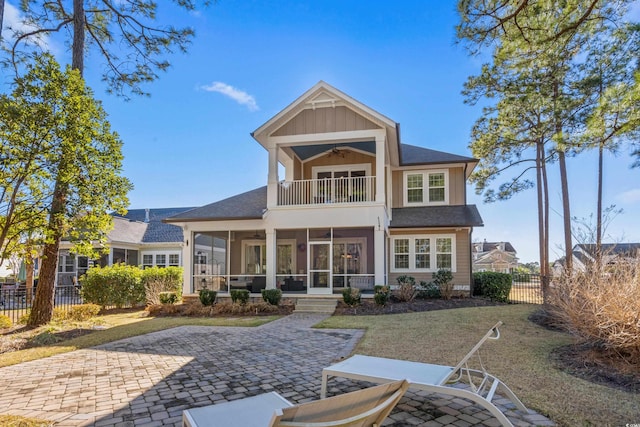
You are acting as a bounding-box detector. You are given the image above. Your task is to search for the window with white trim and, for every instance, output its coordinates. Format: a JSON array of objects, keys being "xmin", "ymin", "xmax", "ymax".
[
  {"xmin": 169, "ymin": 254, "xmax": 180, "ymax": 267},
  {"xmin": 404, "ymin": 170, "xmax": 449, "ymax": 206},
  {"xmin": 142, "ymin": 254, "xmax": 153, "ymax": 269},
  {"xmin": 155, "ymin": 254, "xmax": 166, "ymax": 267},
  {"xmin": 391, "ymin": 235, "xmax": 456, "ymax": 272}
]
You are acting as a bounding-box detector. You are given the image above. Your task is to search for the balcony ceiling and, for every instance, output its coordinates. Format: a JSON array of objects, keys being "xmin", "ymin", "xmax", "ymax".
[{"xmin": 290, "ymin": 141, "xmax": 375, "ymax": 161}]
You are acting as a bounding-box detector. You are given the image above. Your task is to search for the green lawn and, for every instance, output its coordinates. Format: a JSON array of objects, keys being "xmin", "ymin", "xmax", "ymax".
[{"xmin": 316, "ymin": 304, "xmax": 638, "ymax": 427}]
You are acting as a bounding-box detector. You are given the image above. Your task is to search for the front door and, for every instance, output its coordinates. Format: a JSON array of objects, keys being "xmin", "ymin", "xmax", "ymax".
[{"xmin": 308, "ymin": 241, "xmax": 332, "ymax": 295}]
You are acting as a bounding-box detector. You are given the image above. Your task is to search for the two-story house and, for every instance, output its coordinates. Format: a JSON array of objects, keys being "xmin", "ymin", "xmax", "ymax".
[{"xmin": 165, "ymin": 82, "xmax": 483, "ymax": 296}]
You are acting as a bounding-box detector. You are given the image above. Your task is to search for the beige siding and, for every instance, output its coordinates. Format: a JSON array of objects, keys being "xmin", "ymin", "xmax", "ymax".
[
  {"xmin": 388, "ymin": 229, "xmax": 472, "ymax": 288},
  {"xmin": 273, "ymin": 106, "xmax": 380, "ymax": 136},
  {"xmin": 391, "ymin": 167, "xmax": 466, "ymax": 208}
]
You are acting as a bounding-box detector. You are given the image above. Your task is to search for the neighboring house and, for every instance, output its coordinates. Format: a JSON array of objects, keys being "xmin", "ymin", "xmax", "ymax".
[
  {"xmin": 472, "ymin": 240, "xmax": 518, "ymax": 273},
  {"xmin": 560, "ymin": 243, "xmax": 640, "ymax": 272},
  {"xmin": 166, "ymin": 82, "xmax": 483, "ymax": 296},
  {"xmin": 56, "ymin": 207, "xmax": 194, "ymax": 286}
]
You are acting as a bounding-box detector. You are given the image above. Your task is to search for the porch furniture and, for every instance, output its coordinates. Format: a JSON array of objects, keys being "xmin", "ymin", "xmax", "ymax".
[
  {"xmin": 349, "ymin": 276, "xmax": 374, "ymax": 291},
  {"xmin": 183, "ymin": 379, "xmax": 409, "ymax": 427},
  {"xmin": 282, "ymin": 277, "xmax": 304, "ymax": 292},
  {"xmin": 250, "ymin": 276, "xmax": 267, "ymax": 293},
  {"xmin": 320, "ymin": 321, "xmax": 527, "ymax": 427}
]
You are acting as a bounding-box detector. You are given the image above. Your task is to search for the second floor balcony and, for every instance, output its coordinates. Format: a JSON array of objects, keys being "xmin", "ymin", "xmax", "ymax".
[{"xmin": 277, "ymin": 175, "xmax": 376, "ymax": 207}]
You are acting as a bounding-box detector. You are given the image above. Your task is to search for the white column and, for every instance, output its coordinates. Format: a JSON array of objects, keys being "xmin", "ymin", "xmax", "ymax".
[
  {"xmin": 267, "ymin": 146, "xmax": 279, "ymax": 208},
  {"xmin": 265, "ymin": 229, "xmax": 276, "ymax": 289},
  {"xmin": 374, "ymin": 227, "xmax": 386, "ymax": 285},
  {"xmin": 182, "ymin": 228, "xmax": 192, "ymax": 294},
  {"xmin": 375, "ymin": 135, "xmax": 386, "ymax": 204}
]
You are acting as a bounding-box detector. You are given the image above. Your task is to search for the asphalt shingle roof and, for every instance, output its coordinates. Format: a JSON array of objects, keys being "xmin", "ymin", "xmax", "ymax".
[
  {"xmin": 165, "ymin": 187, "xmax": 267, "ymax": 222},
  {"xmin": 116, "ymin": 207, "xmax": 195, "ymax": 243},
  {"xmin": 399, "ymin": 143, "xmax": 477, "ymax": 166},
  {"xmin": 477, "ymin": 241, "xmax": 517, "ymax": 253},
  {"xmin": 390, "ymin": 205, "xmax": 483, "ymax": 228}
]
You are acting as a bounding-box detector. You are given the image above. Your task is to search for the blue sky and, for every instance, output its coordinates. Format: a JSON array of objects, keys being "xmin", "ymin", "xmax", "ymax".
[{"xmin": 3, "ymin": 1, "xmax": 640, "ymax": 263}]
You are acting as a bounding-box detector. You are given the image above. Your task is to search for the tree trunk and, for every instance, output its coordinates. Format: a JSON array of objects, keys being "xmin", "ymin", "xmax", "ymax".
[
  {"xmin": 596, "ymin": 143, "xmax": 603, "ymax": 266},
  {"xmin": 537, "ymin": 140, "xmax": 551, "ymax": 303},
  {"xmin": 0, "ymin": 0, "xmax": 5, "ymax": 43},
  {"xmin": 558, "ymin": 150, "xmax": 573, "ymax": 272},
  {"xmin": 28, "ymin": 182, "xmax": 67, "ymax": 326},
  {"xmin": 72, "ymin": 0, "xmax": 85, "ymax": 73}
]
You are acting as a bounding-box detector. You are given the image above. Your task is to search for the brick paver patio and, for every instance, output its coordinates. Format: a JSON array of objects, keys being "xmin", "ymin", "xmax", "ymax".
[{"xmin": 0, "ymin": 314, "xmax": 554, "ymax": 426}]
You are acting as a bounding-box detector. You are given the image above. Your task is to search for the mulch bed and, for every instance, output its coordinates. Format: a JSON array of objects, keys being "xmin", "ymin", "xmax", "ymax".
[
  {"xmin": 334, "ymin": 297, "xmax": 504, "ymax": 315},
  {"xmin": 530, "ymin": 309, "xmax": 640, "ymax": 394}
]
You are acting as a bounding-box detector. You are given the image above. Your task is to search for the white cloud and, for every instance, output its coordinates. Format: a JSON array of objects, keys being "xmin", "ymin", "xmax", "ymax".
[
  {"xmin": 201, "ymin": 82, "xmax": 259, "ymax": 111},
  {"xmin": 2, "ymin": 2, "xmax": 50, "ymax": 49},
  {"xmin": 616, "ymin": 189, "xmax": 640, "ymax": 204}
]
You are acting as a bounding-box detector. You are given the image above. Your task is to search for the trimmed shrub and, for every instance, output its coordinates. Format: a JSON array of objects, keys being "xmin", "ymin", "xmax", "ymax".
[
  {"xmin": 52, "ymin": 307, "xmax": 69, "ymax": 322},
  {"xmin": 81, "ymin": 264, "xmax": 144, "ymax": 308},
  {"xmin": 342, "ymin": 287, "xmax": 361, "ymax": 307},
  {"xmin": 394, "ymin": 275, "xmax": 417, "ymax": 302},
  {"xmin": 417, "ymin": 281, "xmax": 441, "ymax": 299},
  {"xmin": 261, "ymin": 289, "xmax": 282, "ymax": 306},
  {"xmin": 68, "ymin": 303, "xmax": 101, "ymax": 321},
  {"xmin": 159, "ymin": 292, "xmax": 178, "ymax": 305},
  {"xmin": 373, "ymin": 285, "xmax": 390, "ymax": 306},
  {"xmin": 0, "ymin": 314, "xmax": 11, "ymax": 329},
  {"xmin": 142, "ymin": 266, "xmax": 183, "ymax": 305},
  {"xmin": 199, "ymin": 288, "xmax": 217, "ymax": 306},
  {"xmin": 230, "ymin": 289, "xmax": 250, "ymax": 305},
  {"xmin": 473, "ymin": 271, "xmax": 512, "ymax": 302},
  {"xmin": 432, "ymin": 269, "xmax": 454, "ymax": 300}
]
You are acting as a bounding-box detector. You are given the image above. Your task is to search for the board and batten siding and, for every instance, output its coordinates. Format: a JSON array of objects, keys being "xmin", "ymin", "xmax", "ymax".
[
  {"xmin": 272, "ymin": 106, "xmax": 381, "ymax": 136},
  {"xmin": 303, "ymin": 151, "xmax": 376, "ymax": 180}
]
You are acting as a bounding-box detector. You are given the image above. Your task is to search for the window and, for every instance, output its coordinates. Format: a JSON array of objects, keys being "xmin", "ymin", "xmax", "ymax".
[
  {"xmin": 169, "ymin": 254, "xmax": 180, "ymax": 267},
  {"xmin": 276, "ymin": 242, "xmax": 296, "ymax": 274},
  {"xmin": 407, "ymin": 174, "xmax": 423, "ymax": 203},
  {"xmin": 436, "ymin": 238, "xmax": 453, "ymax": 269},
  {"xmin": 404, "ymin": 170, "xmax": 449, "ymax": 206},
  {"xmin": 394, "ymin": 239, "xmax": 409, "ymax": 269},
  {"xmin": 58, "ymin": 254, "xmax": 75, "ymax": 273},
  {"xmin": 391, "ymin": 235, "xmax": 455, "ymax": 272},
  {"xmin": 244, "ymin": 242, "xmax": 266, "ymax": 274},
  {"xmin": 155, "ymin": 254, "xmax": 166, "ymax": 267},
  {"xmin": 142, "ymin": 254, "xmax": 153, "ymax": 269},
  {"xmin": 415, "ymin": 239, "xmax": 430, "ymax": 269}
]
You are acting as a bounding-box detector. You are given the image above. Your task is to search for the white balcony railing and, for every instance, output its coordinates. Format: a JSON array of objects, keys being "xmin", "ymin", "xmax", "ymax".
[{"xmin": 278, "ymin": 176, "xmax": 376, "ymax": 206}]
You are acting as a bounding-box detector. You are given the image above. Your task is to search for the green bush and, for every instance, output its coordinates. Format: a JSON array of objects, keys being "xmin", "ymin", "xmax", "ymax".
[
  {"xmin": 342, "ymin": 287, "xmax": 361, "ymax": 306},
  {"xmin": 261, "ymin": 289, "xmax": 282, "ymax": 306},
  {"xmin": 142, "ymin": 266, "xmax": 183, "ymax": 305},
  {"xmin": 417, "ymin": 281, "xmax": 441, "ymax": 299},
  {"xmin": 394, "ymin": 275, "xmax": 417, "ymax": 302},
  {"xmin": 199, "ymin": 288, "xmax": 217, "ymax": 306},
  {"xmin": 373, "ymin": 285, "xmax": 390, "ymax": 306},
  {"xmin": 68, "ymin": 303, "xmax": 101, "ymax": 321},
  {"xmin": 473, "ymin": 271, "xmax": 512, "ymax": 302},
  {"xmin": 432, "ymin": 269, "xmax": 454, "ymax": 300},
  {"xmin": 0, "ymin": 314, "xmax": 11, "ymax": 329},
  {"xmin": 81, "ymin": 264, "xmax": 145, "ymax": 308},
  {"xmin": 230, "ymin": 289, "xmax": 250, "ymax": 305},
  {"xmin": 159, "ymin": 292, "xmax": 178, "ymax": 305}
]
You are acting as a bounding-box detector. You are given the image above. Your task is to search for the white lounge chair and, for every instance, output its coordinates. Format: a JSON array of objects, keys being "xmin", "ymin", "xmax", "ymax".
[
  {"xmin": 320, "ymin": 321, "xmax": 528, "ymax": 427},
  {"xmin": 183, "ymin": 379, "xmax": 409, "ymax": 427}
]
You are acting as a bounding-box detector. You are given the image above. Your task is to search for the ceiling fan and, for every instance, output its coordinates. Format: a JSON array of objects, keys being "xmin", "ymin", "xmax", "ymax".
[{"xmin": 327, "ymin": 145, "xmax": 345, "ymax": 158}]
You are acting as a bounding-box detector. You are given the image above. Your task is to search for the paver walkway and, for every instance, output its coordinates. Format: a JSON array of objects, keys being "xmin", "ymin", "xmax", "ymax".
[{"xmin": 0, "ymin": 314, "xmax": 554, "ymax": 426}]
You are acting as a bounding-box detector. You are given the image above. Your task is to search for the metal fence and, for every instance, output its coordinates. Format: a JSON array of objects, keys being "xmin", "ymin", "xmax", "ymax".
[
  {"xmin": 509, "ymin": 273, "xmax": 544, "ymax": 304},
  {"xmin": 0, "ymin": 285, "xmax": 83, "ymax": 324}
]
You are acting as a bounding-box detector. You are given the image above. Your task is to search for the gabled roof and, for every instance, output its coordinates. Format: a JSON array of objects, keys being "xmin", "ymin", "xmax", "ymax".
[
  {"xmin": 165, "ymin": 187, "xmax": 267, "ymax": 222},
  {"xmin": 400, "ymin": 143, "xmax": 478, "ymax": 166},
  {"xmin": 390, "ymin": 205, "xmax": 483, "ymax": 228},
  {"xmin": 474, "ymin": 241, "xmax": 517, "ymax": 254},
  {"xmin": 117, "ymin": 207, "xmax": 195, "ymax": 243}
]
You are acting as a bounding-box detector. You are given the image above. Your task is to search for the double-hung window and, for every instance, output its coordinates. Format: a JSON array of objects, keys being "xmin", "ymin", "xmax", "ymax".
[
  {"xmin": 391, "ymin": 235, "xmax": 455, "ymax": 272},
  {"xmin": 404, "ymin": 170, "xmax": 449, "ymax": 206}
]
